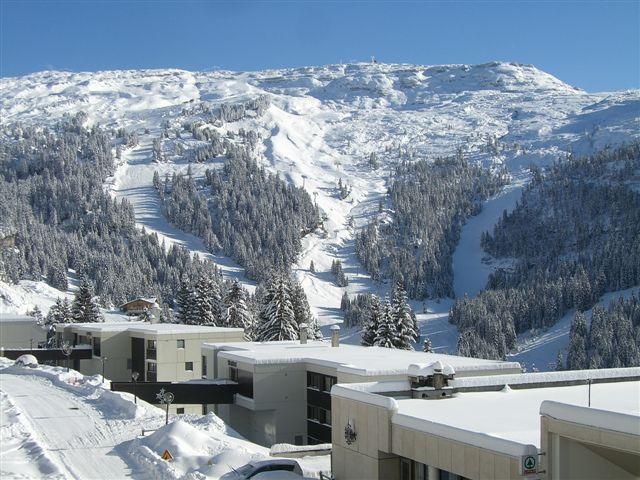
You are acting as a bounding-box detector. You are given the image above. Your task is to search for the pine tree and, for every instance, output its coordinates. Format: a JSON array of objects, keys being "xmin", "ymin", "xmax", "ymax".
[
  {"xmin": 374, "ymin": 298, "xmax": 395, "ymax": 348},
  {"xmin": 423, "ymin": 337, "xmax": 432, "ymax": 353},
  {"xmin": 46, "ymin": 297, "xmax": 73, "ymax": 324},
  {"xmin": 566, "ymin": 311, "xmax": 588, "ymax": 370},
  {"xmin": 254, "ymin": 277, "xmax": 298, "ymax": 341},
  {"xmin": 391, "ymin": 282, "xmax": 417, "ymax": 350},
  {"xmin": 71, "ymin": 278, "xmax": 102, "ymax": 323},
  {"xmin": 361, "ymin": 295, "xmax": 382, "ymax": 346},
  {"xmin": 340, "ymin": 292, "xmax": 351, "ymax": 311},
  {"xmin": 176, "ymin": 278, "xmax": 193, "ymax": 324},
  {"xmin": 289, "ymin": 278, "xmax": 321, "ymax": 339},
  {"xmin": 555, "ymin": 350, "xmax": 564, "ymax": 371},
  {"xmin": 309, "ymin": 260, "xmax": 315, "ymax": 273},
  {"xmin": 192, "ymin": 276, "xmax": 220, "ymax": 326},
  {"xmin": 224, "ymin": 279, "xmax": 251, "ymax": 330}
]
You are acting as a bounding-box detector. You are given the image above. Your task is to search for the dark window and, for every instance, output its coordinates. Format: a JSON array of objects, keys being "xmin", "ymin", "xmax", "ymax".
[
  {"xmin": 177, "ymin": 339, "xmax": 185, "ymax": 349},
  {"xmin": 229, "ymin": 366, "xmax": 238, "ymax": 382},
  {"xmin": 146, "ymin": 339, "xmax": 157, "ymax": 360},
  {"xmin": 126, "ymin": 358, "xmax": 132, "ymax": 370},
  {"xmin": 294, "ymin": 435, "xmax": 303, "ymax": 446},
  {"xmin": 93, "ymin": 337, "xmax": 101, "ymax": 357},
  {"xmin": 176, "ymin": 407, "xmax": 185, "ymax": 414},
  {"xmin": 185, "ymin": 362, "xmax": 193, "ymax": 371},
  {"xmin": 201, "ymin": 356, "xmax": 207, "ymax": 377},
  {"xmin": 400, "ymin": 458, "xmax": 412, "ymax": 480}
]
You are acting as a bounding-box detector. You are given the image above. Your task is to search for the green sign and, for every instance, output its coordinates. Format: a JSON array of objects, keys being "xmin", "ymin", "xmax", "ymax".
[{"xmin": 521, "ymin": 455, "xmax": 537, "ymax": 475}]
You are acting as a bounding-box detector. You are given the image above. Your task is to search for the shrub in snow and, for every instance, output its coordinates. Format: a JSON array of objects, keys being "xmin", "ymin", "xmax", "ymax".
[{"xmin": 14, "ymin": 354, "xmax": 38, "ymax": 368}]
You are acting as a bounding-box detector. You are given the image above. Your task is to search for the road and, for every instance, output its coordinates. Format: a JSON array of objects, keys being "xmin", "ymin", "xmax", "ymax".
[{"xmin": 0, "ymin": 372, "xmax": 152, "ymax": 479}]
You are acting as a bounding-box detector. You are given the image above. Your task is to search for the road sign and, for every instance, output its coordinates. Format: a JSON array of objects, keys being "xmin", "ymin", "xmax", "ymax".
[
  {"xmin": 521, "ymin": 454, "xmax": 537, "ymax": 475},
  {"xmin": 161, "ymin": 449, "xmax": 173, "ymax": 461}
]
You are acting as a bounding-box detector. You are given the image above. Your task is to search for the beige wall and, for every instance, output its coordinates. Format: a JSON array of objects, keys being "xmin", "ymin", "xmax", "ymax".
[
  {"xmin": 331, "ymin": 393, "xmax": 524, "ymax": 480},
  {"xmin": 0, "ymin": 320, "xmax": 47, "ymax": 349},
  {"xmin": 541, "ymin": 415, "xmax": 640, "ymax": 480},
  {"xmin": 331, "ymin": 395, "xmax": 397, "ymax": 480}
]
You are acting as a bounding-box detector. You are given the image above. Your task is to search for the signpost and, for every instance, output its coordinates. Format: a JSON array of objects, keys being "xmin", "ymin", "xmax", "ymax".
[
  {"xmin": 61, "ymin": 342, "xmax": 74, "ymax": 372},
  {"xmin": 132, "ymin": 371, "xmax": 140, "ymax": 404},
  {"xmin": 161, "ymin": 449, "xmax": 173, "ymax": 461},
  {"xmin": 156, "ymin": 388, "xmax": 174, "ymax": 426}
]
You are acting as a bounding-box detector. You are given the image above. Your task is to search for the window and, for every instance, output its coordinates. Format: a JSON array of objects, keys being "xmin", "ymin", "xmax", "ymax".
[
  {"xmin": 307, "ymin": 405, "xmax": 332, "ymax": 426},
  {"xmin": 201, "ymin": 356, "xmax": 207, "ymax": 377},
  {"xmin": 147, "ymin": 339, "xmax": 156, "ymax": 349},
  {"xmin": 147, "ymin": 362, "xmax": 157, "ymax": 372},
  {"xmin": 93, "ymin": 337, "xmax": 101, "ymax": 357},
  {"xmin": 176, "ymin": 407, "xmax": 185, "ymax": 414},
  {"xmin": 146, "ymin": 361, "xmax": 157, "ymax": 382},
  {"xmin": 146, "ymin": 339, "xmax": 157, "ymax": 360},
  {"xmin": 177, "ymin": 339, "xmax": 185, "ymax": 349},
  {"xmin": 229, "ymin": 366, "xmax": 238, "ymax": 382},
  {"xmin": 185, "ymin": 362, "xmax": 193, "ymax": 371}
]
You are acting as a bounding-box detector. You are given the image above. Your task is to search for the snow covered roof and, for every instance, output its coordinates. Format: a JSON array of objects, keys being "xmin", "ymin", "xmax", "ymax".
[
  {"xmin": 205, "ymin": 341, "xmax": 521, "ymax": 376},
  {"xmin": 392, "ymin": 380, "xmax": 640, "ymax": 457},
  {"xmin": 541, "ymin": 400, "xmax": 640, "ymax": 437},
  {"xmin": 449, "ymin": 367, "xmax": 640, "ymax": 389},
  {"xmin": 0, "ymin": 314, "xmax": 37, "ymax": 323},
  {"xmin": 59, "ymin": 322, "xmax": 244, "ymax": 336}
]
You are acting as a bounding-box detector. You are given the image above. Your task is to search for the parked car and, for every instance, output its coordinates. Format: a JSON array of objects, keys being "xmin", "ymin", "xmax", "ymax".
[
  {"xmin": 229, "ymin": 459, "xmax": 304, "ymax": 479},
  {"xmin": 14, "ymin": 354, "xmax": 38, "ymax": 368}
]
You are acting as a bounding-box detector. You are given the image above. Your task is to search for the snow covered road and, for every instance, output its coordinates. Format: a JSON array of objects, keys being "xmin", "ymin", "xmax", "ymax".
[{"xmin": 0, "ymin": 372, "xmax": 153, "ymax": 480}]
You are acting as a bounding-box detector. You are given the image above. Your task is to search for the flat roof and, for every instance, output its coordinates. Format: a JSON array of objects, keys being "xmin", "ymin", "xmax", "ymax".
[
  {"xmin": 0, "ymin": 315, "xmax": 37, "ymax": 323},
  {"xmin": 392, "ymin": 380, "xmax": 640, "ymax": 457},
  {"xmin": 58, "ymin": 322, "xmax": 244, "ymax": 335},
  {"xmin": 205, "ymin": 341, "xmax": 521, "ymax": 376}
]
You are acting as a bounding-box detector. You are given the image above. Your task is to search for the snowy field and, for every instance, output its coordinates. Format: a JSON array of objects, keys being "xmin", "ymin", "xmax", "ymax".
[
  {"xmin": 0, "ymin": 358, "xmax": 330, "ymax": 480},
  {"xmin": 1, "ymin": 62, "xmax": 638, "ymax": 369}
]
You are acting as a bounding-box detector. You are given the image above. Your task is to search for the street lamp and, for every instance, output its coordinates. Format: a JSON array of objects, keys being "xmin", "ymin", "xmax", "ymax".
[
  {"xmin": 156, "ymin": 388, "xmax": 174, "ymax": 426},
  {"xmin": 131, "ymin": 371, "xmax": 140, "ymax": 404},
  {"xmin": 101, "ymin": 356, "xmax": 109, "ymax": 384},
  {"xmin": 61, "ymin": 342, "xmax": 73, "ymax": 372}
]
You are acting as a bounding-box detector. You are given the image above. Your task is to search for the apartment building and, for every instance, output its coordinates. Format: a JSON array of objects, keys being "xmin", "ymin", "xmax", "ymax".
[
  {"xmin": 202, "ymin": 328, "xmax": 522, "ymax": 447},
  {"xmin": 57, "ymin": 322, "xmax": 245, "ymax": 413},
  {"xmin": 330, "ymin": 366, "xmax": 640, "ymax": 480},
  {"xmin": 0, "ymin": 314, "xmax": 47, "ymax": 349}
]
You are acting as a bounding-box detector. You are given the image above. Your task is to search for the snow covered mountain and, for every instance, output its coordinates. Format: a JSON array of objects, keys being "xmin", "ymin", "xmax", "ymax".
[{"xmin": 1, "ymin": 61, "xmax": 638, "ymax": 369}]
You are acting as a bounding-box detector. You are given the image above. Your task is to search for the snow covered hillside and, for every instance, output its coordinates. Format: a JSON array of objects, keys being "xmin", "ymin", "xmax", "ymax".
[{"xmin": 2, "ymin": 62, "xmax": 638, "ymax": 367}]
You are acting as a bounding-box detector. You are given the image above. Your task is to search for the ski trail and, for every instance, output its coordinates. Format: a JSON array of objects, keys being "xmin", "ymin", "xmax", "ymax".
[
  {"xmin": 109, "ymin": 135, "xmax": 254, "ymax": 290},
  {"xmin": 453, "ymin": 178, "xmax": 526, "ymax": 298}
]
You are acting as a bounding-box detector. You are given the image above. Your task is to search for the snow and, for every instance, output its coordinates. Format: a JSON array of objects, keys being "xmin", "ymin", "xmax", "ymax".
[
  {"xmin": 450, "ymin": 366, "xmax": 640, "ymax": 389},
  {"xmin": 507, "ymin": 286, "xmax": 640, "ymax": 371},
  {"xmin": 61, "ymin": 321, "xmax": 244, "ymax": 336},
  {"xmin": 0, "ymin": 358, "xmax": 331, "ymax": 479},
  {"xmin": 14, "ymin": 354, "xmax": 38, "ymax": 368},
  {"xmin": 392, "ymin": 380, "xmax": 640, "ymax": 457},
  {"xmin": 269, "ymin": 443, "xmax": 331, "ymax": 455},
  {"xmin": 1, "ymin": 61, "xmax": 639, "ymax": 372},
  {"xmin": 210, "ymin": 340, "xmax": 521, "ymax": 376},
  {"xmin": 407, "ymin": 361, "xmax": 455, "ymax": 377},
  {"xmin": 540, "ymin": 400, "xmax": 640, "ymax": 437}
]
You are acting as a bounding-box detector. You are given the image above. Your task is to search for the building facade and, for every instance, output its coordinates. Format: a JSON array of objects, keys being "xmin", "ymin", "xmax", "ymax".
[
  {"xmin": 202, "ymin": 334, "xmax": 522, "ymax": 447},
  {"xmin": 57, "ymin": 322, "xmax": 245, "ymax": 413},
  {"xmin": 330, "ymin": 367, "xmax": 640, "ymax": 480}
]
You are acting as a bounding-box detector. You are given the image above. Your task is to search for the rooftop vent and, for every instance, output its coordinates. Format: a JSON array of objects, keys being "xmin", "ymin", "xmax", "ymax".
[
  {"xmin": 299, "ymin": 323, "xmax": 308, "ymax": 344},
  {"xmin": 408, "ymin": 361, "xmax": 456, "ymax": 399}
]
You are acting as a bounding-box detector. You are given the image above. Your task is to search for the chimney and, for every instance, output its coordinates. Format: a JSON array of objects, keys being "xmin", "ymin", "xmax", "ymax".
[
  {"xmin": 299, "ymin": 323, "xmax": 308, "ymax": 344},
  {"xmin": 330, "ymin": 325, "xmax": 340, "ymax": 347}
]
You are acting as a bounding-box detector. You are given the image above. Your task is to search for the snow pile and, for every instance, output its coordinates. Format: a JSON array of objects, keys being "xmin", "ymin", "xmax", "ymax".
[
  {"xmin": 407, "ymin": 361, "xmax": 455, "ymax": 377},
  {"xmin": 270, "ymin": 443, "xmax": 332, "ymax": 455},
  {"xmin": 1, "ymin": 357, "xmax": 156, "ymax": 420},
  {"xmin": 14, "ymin": 354, "xmax": 38, "ymax": 368},
  {"xmin": 128, "ymin": 419, "xmax": 268, "ymax": 480}
]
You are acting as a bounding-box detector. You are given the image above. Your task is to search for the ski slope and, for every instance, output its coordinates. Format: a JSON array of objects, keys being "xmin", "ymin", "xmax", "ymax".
[{"xmin": 2, "ymin": 61, "xmax": 639, "ymax": 368}]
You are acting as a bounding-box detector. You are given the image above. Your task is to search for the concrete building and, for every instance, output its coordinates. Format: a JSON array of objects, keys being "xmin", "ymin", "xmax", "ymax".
[
  {"xmin": 0, "ymin": 314, "xmax": 47, "ymax": 349},
  {"xmin": 57, "ymin": 322, "xmax": 245, "ymax": 413},
  {"xmin": 202, "ymin": 333, "xmax": 522, "ymax": 448},
  {"xmin": 330, "ymin": 366, "xmax": 640, "ymax": 480}
]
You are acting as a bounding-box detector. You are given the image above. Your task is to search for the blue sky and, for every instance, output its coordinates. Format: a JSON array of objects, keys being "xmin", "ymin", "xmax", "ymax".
[{"xmin": 1, "ymin": 1, "xmax": 638, "ymax": 92}]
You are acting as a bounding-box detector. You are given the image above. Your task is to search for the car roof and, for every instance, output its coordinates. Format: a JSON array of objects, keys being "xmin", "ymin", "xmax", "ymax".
[{"xmin": 249, "ymin": 459, "xmax": 299, "ymax": 468}]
